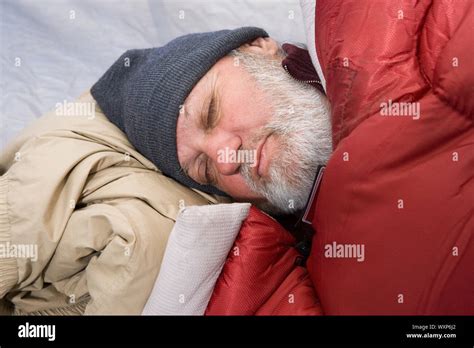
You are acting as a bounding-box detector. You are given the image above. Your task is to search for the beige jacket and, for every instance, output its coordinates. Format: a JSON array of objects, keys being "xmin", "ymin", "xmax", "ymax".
[{"xmin": 0, "ymin": 91, "xmax": 227, "ymax": 315}]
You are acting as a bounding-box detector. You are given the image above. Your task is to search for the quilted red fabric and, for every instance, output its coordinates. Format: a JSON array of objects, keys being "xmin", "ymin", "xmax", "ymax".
[
  {"xmin": 205, "ymin": 206, "xmax": 322, "ymax": 315},
  {"xmin": 206, "ymin": 0, "xmax": 472, "ymax": 315},
  {"xmin": 307, "ymin": 0, "xmax": 474, "ymax": 314}
]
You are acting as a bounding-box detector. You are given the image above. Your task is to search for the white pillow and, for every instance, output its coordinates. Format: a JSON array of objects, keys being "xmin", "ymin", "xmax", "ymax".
[{"xmin": 142, "ymin": 203, "xmax": 250, "ymax": 315}]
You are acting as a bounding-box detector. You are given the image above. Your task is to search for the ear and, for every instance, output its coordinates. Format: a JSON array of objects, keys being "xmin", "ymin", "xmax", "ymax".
[{"xmin": 239, "ymin": 37, "xmax": 282, "ymax": 59}]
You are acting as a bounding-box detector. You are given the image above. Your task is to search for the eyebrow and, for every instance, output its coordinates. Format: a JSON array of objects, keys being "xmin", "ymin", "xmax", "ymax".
[
  {"xmin": 199, "ymin": 78, "xmax": 221, "ymax": 131},
  {"xmin": 182, "ymin": 77, "xmax": 221, "ymax": 183}
]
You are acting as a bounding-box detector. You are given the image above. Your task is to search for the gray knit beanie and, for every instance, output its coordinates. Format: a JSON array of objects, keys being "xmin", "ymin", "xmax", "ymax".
[{"xmin": 91, "ymin": 27, "xmax": 268, "ymax": 196}]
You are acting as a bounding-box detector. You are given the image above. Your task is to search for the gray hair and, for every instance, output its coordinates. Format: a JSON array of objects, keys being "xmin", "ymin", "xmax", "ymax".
[{"xmin": 230, "ymin": 49, "xmax": 332, "ymax": 214}]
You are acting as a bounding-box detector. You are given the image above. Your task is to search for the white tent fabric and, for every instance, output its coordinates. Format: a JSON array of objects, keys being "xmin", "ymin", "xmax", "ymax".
[{"xmin": 0, "ymin": 0, "xmax": 306, "ymax": 150}]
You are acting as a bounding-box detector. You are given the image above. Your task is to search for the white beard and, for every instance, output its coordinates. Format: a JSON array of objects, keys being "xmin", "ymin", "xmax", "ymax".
[{"xmin": 231, "ymin": 49, "xmax": 333, "ymax": 215}]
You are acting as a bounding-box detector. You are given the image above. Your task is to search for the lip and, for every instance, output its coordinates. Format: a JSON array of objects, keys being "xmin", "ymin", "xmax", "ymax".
[{"xmin": 253, "ymin": 133, "xmax": 271, "ymax": 178}]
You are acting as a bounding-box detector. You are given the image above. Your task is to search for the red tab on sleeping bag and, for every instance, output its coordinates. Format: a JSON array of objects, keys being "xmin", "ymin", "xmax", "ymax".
[{"xmin": 205, "ymin": 206, "xmax": 322, "ymax": 315}]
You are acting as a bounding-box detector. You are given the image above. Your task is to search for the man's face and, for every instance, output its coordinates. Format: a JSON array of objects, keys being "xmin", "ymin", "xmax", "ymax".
[{"xmin": 176, "ymin": 37, "xmax": 332, "ymax": 214}]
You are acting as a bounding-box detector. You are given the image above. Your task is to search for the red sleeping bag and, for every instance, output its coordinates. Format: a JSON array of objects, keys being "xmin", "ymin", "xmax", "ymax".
[
  {"xmin": 308, "ymin": 0, "xmax": 474, "ymax": 314},
  {"xmin": 207, "ymin": 0, "xmax": 473, "ymax": 315},
  {"xmin": 206, "ymin": 206, "xmax": 322, "ymax": 315}
]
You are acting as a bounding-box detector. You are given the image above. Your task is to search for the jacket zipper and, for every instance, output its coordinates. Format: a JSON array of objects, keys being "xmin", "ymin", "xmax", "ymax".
[{"xmin": 283, "ymin": 64, "xmax": 322, "ymax": 85}]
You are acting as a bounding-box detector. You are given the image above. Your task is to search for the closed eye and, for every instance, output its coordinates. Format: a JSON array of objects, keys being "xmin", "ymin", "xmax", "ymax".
[{"xmin": 197, "ymin": 154, "xmax": 216, "ymax": 185}]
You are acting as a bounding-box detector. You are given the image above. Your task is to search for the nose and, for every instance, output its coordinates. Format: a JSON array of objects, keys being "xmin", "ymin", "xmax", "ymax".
[{"xmin": 204, "ymin": 131, "xmax": 242, "ymax": 176}]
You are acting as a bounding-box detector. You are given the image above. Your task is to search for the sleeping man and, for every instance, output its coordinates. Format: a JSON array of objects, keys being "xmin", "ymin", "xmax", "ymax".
[
  {"xmin": 0, "ymin": 27, "xmax": 331, "ymax": 314},
  {"xmin": 92, "ymin": 27, "xmax": 332, "ymax": 215}
]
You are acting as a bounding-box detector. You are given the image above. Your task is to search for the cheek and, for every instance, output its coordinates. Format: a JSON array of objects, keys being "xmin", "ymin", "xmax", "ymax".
[
  {"xmin": 217, "ymin": 174, "xmax": 263, "ymax": 201},
  {"xmin": 220, "ymin": 84, "xmax": 272, "ymax": 131}
]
